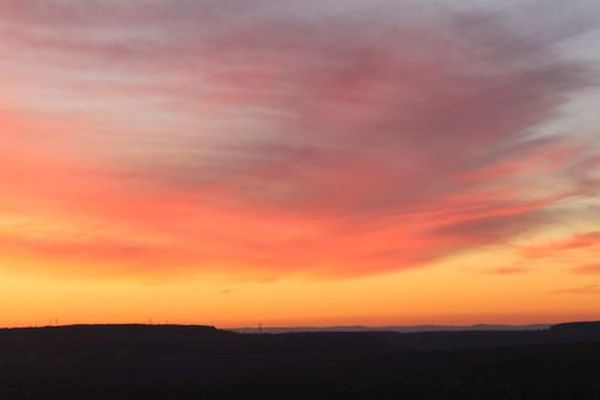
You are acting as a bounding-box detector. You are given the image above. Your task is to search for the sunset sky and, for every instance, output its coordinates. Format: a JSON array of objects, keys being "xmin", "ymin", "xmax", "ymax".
[{"xmin": 1, "ymin": 0, "xmax": 599, "ymax": 328}]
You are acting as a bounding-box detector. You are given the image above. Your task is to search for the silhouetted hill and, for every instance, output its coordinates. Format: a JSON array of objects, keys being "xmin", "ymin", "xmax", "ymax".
[
  {"xmin": 550, "ymin": 321, "xmax": 600, "ymax": 332},
  {"xmin": 1, "ymin": 322, "xmax": 599, "ymax": 399}
]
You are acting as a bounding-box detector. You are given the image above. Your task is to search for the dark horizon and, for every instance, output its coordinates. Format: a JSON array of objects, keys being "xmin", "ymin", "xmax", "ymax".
[{"xmin": 1, "ymin": 321, "xmax": 600, "ymax": 399}]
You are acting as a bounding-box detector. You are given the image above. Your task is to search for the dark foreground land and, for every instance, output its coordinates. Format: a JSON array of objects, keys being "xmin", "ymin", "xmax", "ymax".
[{"xmin": 1, "ymin": 322, "xmax": 600, "ymax": 399}]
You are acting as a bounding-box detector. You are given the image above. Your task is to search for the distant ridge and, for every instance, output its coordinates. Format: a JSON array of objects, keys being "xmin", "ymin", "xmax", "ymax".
[
  {"xmin": 233, "ymin": 323, "xmax": 550, "ymax": 334},
  {"xmin": 550, "ymin": 321, "xmax": 600, "ymax": 331},
  {"xmin": 6, "ymin": 322, "xmax": 600, "ymax": 335},
  {"xmin": 0, "ymin": 323, "xmax": 223, "ymax": 333}
]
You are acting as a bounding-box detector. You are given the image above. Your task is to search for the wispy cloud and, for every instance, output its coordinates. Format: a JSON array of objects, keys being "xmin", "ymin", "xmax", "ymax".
[
  {"xmin": 522, "ymin": 232, "xmax": 600, "ymax": 259},
  {"xmin": 552, "ymin": 284, "xmax": 600, "ymax": 295},
  {"xmin": 0, "ymin": 1, "xmax": 598, "ymax": 278},
  {"xmin": 571, "ymin": 264, "xmax": 600, "ymax": 275},
  {"xmin": 486, "ymin": 267, "xmax": 530, "ymax": 275}
]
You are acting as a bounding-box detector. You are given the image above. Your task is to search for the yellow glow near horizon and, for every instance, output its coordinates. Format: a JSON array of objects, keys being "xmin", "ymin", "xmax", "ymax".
[{"xmin": 2, "ymin": 235, "xmax": 599, "ymax": 328}]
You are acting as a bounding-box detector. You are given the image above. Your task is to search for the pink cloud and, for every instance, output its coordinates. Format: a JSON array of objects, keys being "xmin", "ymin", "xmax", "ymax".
[
  {"xmin": 0, "ymin": 1, "xmax": 598, "ymax": 278},
  {"xmin": 572, "ymin": 264, "xmax": 600, "ymax": 275},
  {"xmin": 522, "ymin": 232, "xmax": 600, "ymax": 259}
]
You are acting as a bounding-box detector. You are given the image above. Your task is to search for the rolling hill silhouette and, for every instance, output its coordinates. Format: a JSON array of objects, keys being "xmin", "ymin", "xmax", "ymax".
[{"xmin": 1, "ymin": 322, "xmax": 599, "ymax": 399}]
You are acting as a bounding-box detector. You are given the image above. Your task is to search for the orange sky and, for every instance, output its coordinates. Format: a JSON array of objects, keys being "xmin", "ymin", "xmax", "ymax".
[{"xmin": 1, "ymin": 0, "xmax": 599, "ymax": 328}]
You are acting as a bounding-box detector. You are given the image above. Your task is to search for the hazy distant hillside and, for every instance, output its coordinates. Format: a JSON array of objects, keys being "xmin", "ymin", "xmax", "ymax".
[{"xmin": 234, "ymin": 324, "xmax": 550, "ymax": 334}]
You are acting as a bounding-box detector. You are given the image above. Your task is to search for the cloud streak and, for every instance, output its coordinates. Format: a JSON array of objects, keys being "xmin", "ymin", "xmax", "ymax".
[
  {"xmin": 522, "ymin": 232, "xmax": 600, "ymax": 259},
  {"xmin": 552, "ymin": 284, "xmax": 600, "ymax": 295},
  {"xmin": 572, "ymin": 264, "xmax": 600, "ymax": 275}
]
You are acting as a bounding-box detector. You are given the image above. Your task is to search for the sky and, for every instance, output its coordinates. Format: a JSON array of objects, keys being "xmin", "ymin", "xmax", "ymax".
[{"xmin": 0, "ymin": 0, "xmax": 599, "ymax": 328}]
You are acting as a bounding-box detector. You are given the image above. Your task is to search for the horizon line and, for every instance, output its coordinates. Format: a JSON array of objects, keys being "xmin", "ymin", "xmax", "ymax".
[{"xmin": 3, "ymin": 320, "xmax": 598, "ymax": 332}]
